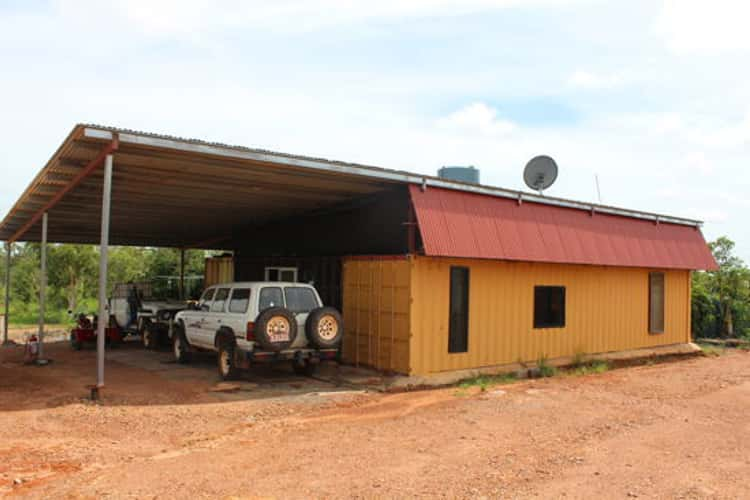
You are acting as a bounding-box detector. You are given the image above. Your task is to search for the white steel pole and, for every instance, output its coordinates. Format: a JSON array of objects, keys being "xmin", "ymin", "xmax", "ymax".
[
  {"xmin": 3, "ymin": 242, "xmax": 10, "ymax": 345},
  {"xmin": 38, "ymin": 212, "xmax": 48, "ymax": 359},
  {"xmin": 96, "ymin": 155, "xmax": 113, "ymax": 390}
]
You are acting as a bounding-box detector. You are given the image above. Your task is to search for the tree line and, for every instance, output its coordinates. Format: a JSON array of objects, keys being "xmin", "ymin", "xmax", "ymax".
[
  {"xmin": 0, "ymin": 245, "xmax": 211, "ymax": 325},
  {"xmin": 692, "ymin": 237, "xmax": 750, "ymax": 339},
  {"xmin": 0, "ymin": 237, "xmax": 747, "ymax": 338}
]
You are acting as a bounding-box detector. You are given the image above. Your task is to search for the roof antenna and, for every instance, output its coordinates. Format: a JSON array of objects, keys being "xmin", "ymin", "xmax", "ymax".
[{"xmin": 595, "ymin": 174, "xmax": 602, "ymax": 203}]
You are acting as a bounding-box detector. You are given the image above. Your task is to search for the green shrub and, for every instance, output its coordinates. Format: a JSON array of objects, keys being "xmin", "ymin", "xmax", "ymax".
[
  {"xmin": 537, "ymin": 355, "xmax": 557, "ymax": 378},
  {"xmin": 571, "ymin": 359, "xmax": 610, "ymax": 376}
]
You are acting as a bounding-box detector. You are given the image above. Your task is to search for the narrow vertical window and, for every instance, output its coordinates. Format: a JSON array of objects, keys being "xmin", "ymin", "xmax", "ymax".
[
  {"xmin": 649, "ymin": 272, "xmax": 665, "ymax": 334},
  {"xmin": 448, "ymin": 266, "xmax": 469, "ymax": 353}
]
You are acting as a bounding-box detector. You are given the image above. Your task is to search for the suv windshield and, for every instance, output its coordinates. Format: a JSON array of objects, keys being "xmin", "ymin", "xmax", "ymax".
[{"xmin": 284, "ymin": 287, "xmax": 318, "ymax": 314}]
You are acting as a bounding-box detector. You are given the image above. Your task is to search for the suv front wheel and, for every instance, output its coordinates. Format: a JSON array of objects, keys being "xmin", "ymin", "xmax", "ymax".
[
  {"xmin": 172, "ymin": 323, "xmax": 191, "ymax": 364},
  {"xmin": 217, "ymin": 339, "xmax": 240, "ymax": 381}
]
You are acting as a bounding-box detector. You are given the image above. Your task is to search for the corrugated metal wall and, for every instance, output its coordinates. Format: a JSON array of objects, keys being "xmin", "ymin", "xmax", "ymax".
[
  {"xmin": 341, "ymin": 257, "xmax": 411, "ymax": 374},
  {"xmin": 204, "ymin": 256, "xmax": 235, "ymax": 288},
  {"xmin": 410, "ymin": 256, "xmax": 690, "ymax": 375}
]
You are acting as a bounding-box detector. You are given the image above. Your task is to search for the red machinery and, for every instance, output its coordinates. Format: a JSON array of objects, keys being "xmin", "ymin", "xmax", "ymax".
[{"xmin": 70, "ymin": 312, "xmax": 122, "ymax": 350}]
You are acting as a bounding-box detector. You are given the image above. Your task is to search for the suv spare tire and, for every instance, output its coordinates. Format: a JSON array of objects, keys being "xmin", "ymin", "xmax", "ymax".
[
  {"xmin": 305, "ymin": 307, "xmax": 343, "ymax": 349},
  {"xmin": 254, "ymin": 307, "xmax": 297, "ymax": 352}
]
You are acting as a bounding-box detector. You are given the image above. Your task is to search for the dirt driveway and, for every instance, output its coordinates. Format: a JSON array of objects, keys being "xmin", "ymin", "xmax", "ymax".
[{"xmin": 1, "ymin": 342, "xmax": 749, "ymax": 499}]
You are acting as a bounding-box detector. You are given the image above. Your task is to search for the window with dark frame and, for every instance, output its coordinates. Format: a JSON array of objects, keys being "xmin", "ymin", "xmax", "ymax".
[
  {"xmin": 649, "ymin": 272, "xmax": 665, "ymax": 334},
  {"xmin": 448, "ymin": 266, "xmax": 470, "ymax": 353},
  {"xmin": 533, "ymin": 286, "xmax": 566, "ymax": 329}
]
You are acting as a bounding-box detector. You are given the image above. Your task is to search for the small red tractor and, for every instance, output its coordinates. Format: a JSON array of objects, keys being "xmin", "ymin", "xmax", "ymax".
[{"xmin": 69, "ymin": 312, "xmax": 123, "ymax": 350}]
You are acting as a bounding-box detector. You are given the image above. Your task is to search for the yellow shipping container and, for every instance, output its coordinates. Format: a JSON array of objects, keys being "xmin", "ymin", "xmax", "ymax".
[
  {"xmin": 204, "ymin": 256, "xmax": 235, "ymax": 288},
  {"xmin": 342, "ymin": 255, "xmax": 691, "ymax": 376}
]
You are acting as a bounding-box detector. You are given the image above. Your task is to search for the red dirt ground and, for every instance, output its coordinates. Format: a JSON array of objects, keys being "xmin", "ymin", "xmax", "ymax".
[{"xmin": 1, "ymin": 342, "xmax": 749, "ymax": 499}]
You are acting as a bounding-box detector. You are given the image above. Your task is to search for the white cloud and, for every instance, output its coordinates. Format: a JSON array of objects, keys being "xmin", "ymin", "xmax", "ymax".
[
  {"xmin": 682, "ymin": 151, "xmax": 713, "ymax": 175},
  {"xmin": 699, "ymin": 113, "xmax": 750, "ymax": 148},
  {"xmin": 656, "ymin": 0, "xmax": 750, "ymax": 53},
  {"xmin": 437, "ymin": 103, "xmax": 517, "ymax": 136},
  {"xmin": 567, "ymin": 70, "xmax": 625, "ymax": 90},
  {"xmin": 51, "ymin": 0, "xmax": 584, "ymax": 36},
  {"xmin": 683, "ymin": 208, "xmax": 730, "ymax": 224}
]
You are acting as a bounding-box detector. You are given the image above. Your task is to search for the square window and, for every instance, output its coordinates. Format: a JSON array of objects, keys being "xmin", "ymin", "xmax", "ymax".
[{"xmin": 534, "ymin": 286, "xmax": 566, "ymax": 329}]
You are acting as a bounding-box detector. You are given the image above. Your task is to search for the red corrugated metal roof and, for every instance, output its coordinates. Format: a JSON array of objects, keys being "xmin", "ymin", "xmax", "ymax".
[{"xmin": 409, "ymin": 185, "xmax": 718, "ymax": 270}]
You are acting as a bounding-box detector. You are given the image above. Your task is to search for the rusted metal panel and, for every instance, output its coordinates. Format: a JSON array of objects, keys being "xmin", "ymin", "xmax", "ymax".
[
  {"xmin": 409, "ymin": 256, "xmax": 692, "ymax": 375},
  {"xmin": 410, "ymin": 185, "xmax": 717, "ymax": 271},
  {"xmin": 341, "ymin": 256, "xmax": 411, "ymax": 374},
  {"xmin": 204, "ymin": 256, "xmax": 234, "ymax": 288}
]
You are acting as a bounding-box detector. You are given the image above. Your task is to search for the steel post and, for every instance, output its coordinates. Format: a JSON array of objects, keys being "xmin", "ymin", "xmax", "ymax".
[
  {"xmin": 3, "ymin": 242, "xmax": 10, "ymax": 345},
  {"xmin": 179, "ymin": 248, "xmax": 185, "ymax": 300},
  {"xmin": 38, "ymin": 212, "xmax": 48, "ymax": 358},
  {"xmin": 96, "ymin": 155, "xmax": 113, "ymax": 388}
]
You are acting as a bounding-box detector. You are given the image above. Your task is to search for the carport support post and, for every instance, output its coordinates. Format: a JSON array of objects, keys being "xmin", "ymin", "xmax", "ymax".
[
  {"xmin": 3, "ymin": 242, "xmax": 10, "ymax": 345},
  {"xmin": 37, "ymin": 212, "xmax": 48, "ymax": 359},
  {"xmin": 95, "ymin": 154, "xmax": 113, "ymax": 394},
  {"xmin": 179, "ymin": 248, "xmax": 185, "ymax": 300}
]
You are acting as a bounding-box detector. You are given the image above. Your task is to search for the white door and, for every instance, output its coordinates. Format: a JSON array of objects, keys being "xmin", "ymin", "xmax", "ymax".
[
  {"xmin": 185, "ymin": 288, "xmax": 214, "ymax": 347},
  {"xmin": 203, "ymin": 287, "xmax": 231, "ymax": 346}
]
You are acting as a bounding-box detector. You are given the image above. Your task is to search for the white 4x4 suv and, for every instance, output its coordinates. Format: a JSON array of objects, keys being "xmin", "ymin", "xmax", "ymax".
[{"xmin": 172, "ymin": 282, "xmax": 343, "ymax": 380}]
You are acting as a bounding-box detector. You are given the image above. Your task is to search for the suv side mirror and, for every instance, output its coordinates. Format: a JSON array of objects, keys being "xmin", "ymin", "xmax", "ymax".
[{"xmin": 200, "ymin": 304, "xmax": 210, "ymax": 312}]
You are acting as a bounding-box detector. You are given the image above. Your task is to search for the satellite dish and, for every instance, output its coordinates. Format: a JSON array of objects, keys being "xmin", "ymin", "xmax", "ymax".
[{"xmin": 523, "ymin": 155, "xmax": 558, "ymax": 195}]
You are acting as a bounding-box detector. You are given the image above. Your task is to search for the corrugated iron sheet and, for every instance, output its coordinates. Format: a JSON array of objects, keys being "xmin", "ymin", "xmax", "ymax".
[
  {"xmin": 410, "ymin": 185, "xmax": 718, "ymax": 271},
  {"xmin": 409, "ymin": 256, "xmax": 692, "ymax": 375}
]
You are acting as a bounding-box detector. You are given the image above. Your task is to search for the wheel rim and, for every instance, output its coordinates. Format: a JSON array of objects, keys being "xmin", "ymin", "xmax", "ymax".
[
  {"xmin": 266, "ymin": 317, "xmax": 290, "ymax": 342},
  {"xmin": 219, "ymin": 349, "xmax": 230, "ymax": 375},
  {"xmin": 317, "ymin": 315, "xmax": 338, "ymax": 341}
]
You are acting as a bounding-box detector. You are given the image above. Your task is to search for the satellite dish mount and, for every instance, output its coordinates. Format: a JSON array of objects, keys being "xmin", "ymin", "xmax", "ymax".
[{"xmin": 523, "ymin": 155, "xmax": 558, "ymax": 196}]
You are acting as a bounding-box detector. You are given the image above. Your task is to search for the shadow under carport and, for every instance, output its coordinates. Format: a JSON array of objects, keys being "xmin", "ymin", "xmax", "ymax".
[{"xmin": 0, "ymin": 340, "xmax": 364, "ymax": 412}]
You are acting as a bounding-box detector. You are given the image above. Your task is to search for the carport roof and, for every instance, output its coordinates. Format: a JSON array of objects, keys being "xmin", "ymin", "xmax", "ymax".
[{"xmin": 0, "ymin": 124, "xmax": 705, "ymax": 249}]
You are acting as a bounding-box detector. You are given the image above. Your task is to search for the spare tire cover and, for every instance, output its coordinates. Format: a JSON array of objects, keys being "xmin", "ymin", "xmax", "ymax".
[
  {"xmin": 254, "ymin": 307, "xmax": 298, "ymax": 352},
  {"xmin": 305, "ymin": 307, "xmax": 343, "ymax": 349}
]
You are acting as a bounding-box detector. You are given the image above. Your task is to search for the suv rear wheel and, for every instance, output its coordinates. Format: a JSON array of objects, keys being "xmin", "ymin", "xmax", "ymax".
[
  {"xmin": 143, "ymin": 322, "xmax": 159, "ymax": 350},
  {"xmin": 292, "ymin": 359, "xmax": 316, "ymax": 377}
]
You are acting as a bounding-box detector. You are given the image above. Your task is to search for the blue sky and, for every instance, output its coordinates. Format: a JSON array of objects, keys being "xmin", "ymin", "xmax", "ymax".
[{"xmin": 1, "ymin": 0, "xmax": 748, "ymax": 261}]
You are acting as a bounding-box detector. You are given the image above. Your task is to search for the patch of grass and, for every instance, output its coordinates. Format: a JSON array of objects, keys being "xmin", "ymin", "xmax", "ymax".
[
  {"xmin": 698, "ymin": 343, "xmax": 725, "ymax": 357},
  {"xmin": 570, "ymin": 359, "xmax": 610, "ymax": 376},
  {"xmin": 537, "ymin": 355, "xmax": 557, "ymax": 378},
  {"xmin": 571, "ymin": 350, "xmax": 587, "ymax": 368},
  {"xmin": 457, "ymin": 373, "xmax": 517, "ymax": 392}
]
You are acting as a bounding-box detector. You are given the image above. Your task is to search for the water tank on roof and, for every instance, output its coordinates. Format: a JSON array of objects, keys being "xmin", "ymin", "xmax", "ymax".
[{"xmin": 438, "ymin": 166, "xmax": 480, "ymax": 184}]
